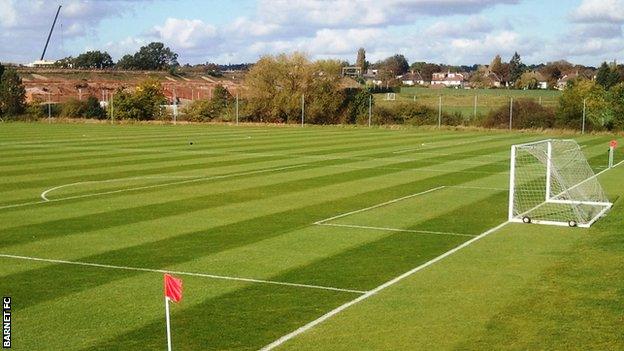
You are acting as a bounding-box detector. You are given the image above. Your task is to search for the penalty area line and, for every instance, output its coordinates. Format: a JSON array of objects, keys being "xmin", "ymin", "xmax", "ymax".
[
  {"xmin": 314, "ymin": 186, "xmax": 446, "ymax": 225},
  {"xmin": 316, "ymin": 223, "xmax": 475, "ymax": 238},
  {"xmin": 259, "ymin": 220, "xmax": 510, "ymax": 351},
  {"xmin": 0, "ymin": 253, "xmax": 366, "ymax": 295}
]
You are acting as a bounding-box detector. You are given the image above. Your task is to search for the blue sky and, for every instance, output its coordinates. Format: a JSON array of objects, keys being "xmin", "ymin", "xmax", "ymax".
[{"xmin": 1, "ymin": 0, "xmax": 623, "ymax": 66}]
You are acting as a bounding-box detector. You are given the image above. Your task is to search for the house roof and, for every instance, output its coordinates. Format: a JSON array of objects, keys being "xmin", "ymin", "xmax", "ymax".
[{"xmin": 402, "ymin": 71, "xmax": 424, "ymax": 81}]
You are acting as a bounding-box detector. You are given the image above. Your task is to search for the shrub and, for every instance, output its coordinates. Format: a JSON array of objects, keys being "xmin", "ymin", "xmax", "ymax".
[
  {"xmin": 84, "ymin": 96, "xmax": 107, "ymax": 119},
  {"xmin": 60, "ymin": 98, "xmax": 87, "ymax": 118},
  {"xmin": 483, "ymin": 98, "xmax": 555, "ymax": 129}
]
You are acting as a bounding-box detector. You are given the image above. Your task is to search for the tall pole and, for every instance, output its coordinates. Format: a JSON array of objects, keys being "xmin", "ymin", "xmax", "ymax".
[
  {"xmin": 47, "ymin": 91, "xmax": 51, "ymax": 122},
  {"xmin": 438, "ymin": 95, "xmax": 442, "ymax": 128},
  {"xmin": 368, "ymin": 94, "xmax": 372, "ymax": 127},
  {"xmin": 509, "ymin": 97, "xmax": 513, "ymax": 130},
  {"xmin": 301, "ymin": 94, "xmax": 304, "ymax": 127},
  {"xmin": 473, "ymin": 95, "xmax": 477, "ymax": 119},
  {"xmin": 110, "ymin": 92, "xmax": 114, "ymax": 124},
  {"xmin": 41, "ymin": 5, "xmax": 62, "ymax": 61},
  {"xmin": 173, "ymin": 89, "xmax": 177, "ymax": 125},
  {"xmin": 165, "ymin": 297, "xmax": 172, "ymax": 351},
  {"xmin": 236, "ymin": 94, "xmax": 239, "ymax": 125},
  {"xmin": 582, "ymin": 98, "xmax": 587, "ymax": 134}
]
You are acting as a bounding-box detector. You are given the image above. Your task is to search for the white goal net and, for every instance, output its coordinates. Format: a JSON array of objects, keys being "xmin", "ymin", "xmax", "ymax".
[{"xmin": 508, "ymin": 139, "xmax": 612, "ymax": 228}]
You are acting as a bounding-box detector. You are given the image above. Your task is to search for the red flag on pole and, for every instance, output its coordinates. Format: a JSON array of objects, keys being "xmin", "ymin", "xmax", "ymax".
[{"xmin": 164, "ymin": 274, "xmax": 183, "ymax": 303}]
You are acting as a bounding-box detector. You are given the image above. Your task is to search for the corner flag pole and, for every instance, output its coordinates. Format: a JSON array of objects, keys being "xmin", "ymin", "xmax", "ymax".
[
  {"xmin": 165, "ymin": 297, "xmax": 173, "ymax": 351},
  {"xmin": 163, "ymin": 274, "xmax": 182, "ymax": 351}
]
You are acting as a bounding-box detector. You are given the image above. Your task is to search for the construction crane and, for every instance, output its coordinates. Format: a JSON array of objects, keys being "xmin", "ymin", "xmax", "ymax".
[{"xmin": 32, "ymin": 5, "xmax": 62, "ymax": 67}]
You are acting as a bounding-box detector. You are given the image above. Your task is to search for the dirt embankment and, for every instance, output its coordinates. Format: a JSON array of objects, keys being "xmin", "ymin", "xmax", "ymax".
[{"xmin": 16, "ymin": 68, "xmax": 244, "ymax": 104}]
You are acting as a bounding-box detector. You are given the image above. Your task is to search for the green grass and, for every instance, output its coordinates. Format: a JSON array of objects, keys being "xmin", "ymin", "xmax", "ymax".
[
  {"xmin": 374, "ymin": 87, "xmax": 561, "ymax": 118},
  {"xmin": 0, "ymin": 122, "xmax": 621, "ymax": 350}
]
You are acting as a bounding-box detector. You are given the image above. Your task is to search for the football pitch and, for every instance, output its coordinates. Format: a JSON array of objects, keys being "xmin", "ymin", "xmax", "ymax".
[{"xmin": 0, "ymin": 123, "xmax": 622, "ymax": 350}]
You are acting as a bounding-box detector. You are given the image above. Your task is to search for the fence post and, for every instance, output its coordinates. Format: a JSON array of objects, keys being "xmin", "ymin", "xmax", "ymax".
[
  {"xmin": 509, "ymin": 97, "xmax": 513, "ymax": 130},
  {"xmin": 473, "ymin": 95, "xmax": 477, "ymax": 120},
  {"xmin": 582, "ymin": 98, "xmax": 587, "ymax": 134},
  {"xmin": 438, "ymin": 95, "xmax": 442, "ymax": 128},
  {"xmin": 368, "ymin": 94, "xmax": 372, "ymax": 127}
]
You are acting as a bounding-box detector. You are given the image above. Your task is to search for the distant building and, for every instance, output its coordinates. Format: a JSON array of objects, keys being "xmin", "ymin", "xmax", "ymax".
[
  {"xmin": 363, "ymin": 69, "xmax": 382, "ymax": 86},
  {"xmin": 342, "ymin": 66, "xmax": 363, "ymax": 78},
  {"xmin": 557, "ymin": 72, "xmax": 579, "ymax": 90},
  {"xmin": 431, "ymin": 71, "xmax": 465, "ymax": 87},
  {"xmin": 29, "ymin": 60, "xmax": 57, "ymax": 68},
  {"xmin": 400, "ymin": 71, "xmax": 425, "ymax": 86}
]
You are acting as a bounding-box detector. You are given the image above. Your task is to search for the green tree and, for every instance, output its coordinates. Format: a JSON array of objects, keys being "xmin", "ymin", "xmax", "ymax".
[
  {"xmin": 74, "ymin": 51, "xmax": 114, "ymax": 69},
  {"xmin": 609, "ymin": 82, "xmax": 624, "ymax": 130},
  {"xmin": 112, "ymin": 79, "xmax": 166, "ymax": 120},
  {"xmin": 0, "ymin": 68, "xmax": 26, "ymax": 116},
  {"xmin": 509, "ymin": 52, "xmax": 525, "ymax": 85},
  {"xmin": 116, "ymin": 42, "xmax": 178, "ymax": 70},
  {"xmin": 183, "ymin": 84, "xmax": 232, "ymax": 121},
  {"xmin": 356, "ymin": 48, "xmax": 367, "ymax": 71},
  {"xmin": 379, "ymin": 54, "xmax": 409, "ymax": 80},
  {"xmin": 243, "ymin": 53, "xmax": 345, "ymax": 123},
  {"xmin": 490, "ymin": 55, "xmax": 503, "ymax": 76},
  {"xmin": 595, "ymin": 61, "xmax": 621, "ymax": 90},
  {"xmin": 557, "ymin": 78, "xmax": 609, "ymax": 130},
  {"xmin": 134, "ymin": 42, "xmax": 178, "ymax": 70},
  {"xmin": 116, "ymin": 54, "xmax": 137, "ymax": 70}
]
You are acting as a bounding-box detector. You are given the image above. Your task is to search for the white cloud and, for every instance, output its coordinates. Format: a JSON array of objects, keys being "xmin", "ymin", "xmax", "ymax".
[
  {"xmin": 570, "ymin": 0, "xmax": 624, "ymax": 23},
  {"xmin": 152, "ymin": 18, "xmax": 218, "ymax": 49},
  {"xmin": 425, "ymin": 16, "xmax": 495, "ymax": 38},
  {"xmin": 0, "ymin": 0, "xmax": 18, "ymax": 27}
]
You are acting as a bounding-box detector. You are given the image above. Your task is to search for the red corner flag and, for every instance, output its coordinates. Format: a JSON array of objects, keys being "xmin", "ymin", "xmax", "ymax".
[{"xmin": 164, "ymin": 274, "xmax": 183, "ymax": 303}]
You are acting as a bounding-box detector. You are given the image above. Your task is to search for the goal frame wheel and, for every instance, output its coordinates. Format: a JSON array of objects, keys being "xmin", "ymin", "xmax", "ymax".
[{"xmin": 522, "ymin": 216, "xmax": 532, "ymax": 224}]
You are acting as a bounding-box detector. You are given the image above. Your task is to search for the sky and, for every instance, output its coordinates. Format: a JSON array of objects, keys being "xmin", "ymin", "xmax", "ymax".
[{"xmin": 0, "ymin": 0, "xmax": 623, "ymax": 67}]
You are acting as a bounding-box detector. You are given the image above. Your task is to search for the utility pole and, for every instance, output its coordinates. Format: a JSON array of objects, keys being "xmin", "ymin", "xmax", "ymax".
[
  {"xmin": 473, "ymin": 95, "xmax": 477, "ymax": 119},
  {"xmin": 368, "ymin": 94, "xmax": 372, "ymax": 127},
  {"xmin": 301, "ymin": 94, "xmax": 305, "ymax": 127},
  {"xmin": 509, "ymin": 97, "xmax": 513, "ymax": 130},
  {"xmin": 438, "ymin": 95, "xmax": 442, "ymax": 128},
  {"xmin": 47, "ymin": 91, "xmax": 51, "ymax": 122},
  {"xmin": 110, "ymin": 92, "xmax": 114, "ymax": 124},
  {"xmin": 582, "ymin": 98, "xmax": 587, "ymax": 134},
  {"xmin": 173, "ymin": 89, "xmax": 177, "ymax": 125},
  {"xmin": 236, "ymin": 93, "xmax": 239, "ymax": 125}
]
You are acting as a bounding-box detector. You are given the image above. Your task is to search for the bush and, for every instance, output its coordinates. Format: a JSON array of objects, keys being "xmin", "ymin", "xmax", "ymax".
[
  {"xmin": 25, "ymin": 100, "xmax": 61, "ymax": 120},
  {"xmin": 84, "ymin": 96, "xmax": 107, "ymax": 119},
  {"xmin": 60, "ymin": 98, "xmax": 87, "ymax": 117},
  {"xmin": 112, "ymin": 79, "xmax": 167, "ymax": 120},
  {"xmin": 483, "ymin": 99, "xmax": 555, "ymax": 129},
  {"xmin": 371, "ymin": 102, "xmax": 461, "ymax": 126},
  {"xmin": 183, "ymin": 84, "xmax": 232, "ymax": 122}
]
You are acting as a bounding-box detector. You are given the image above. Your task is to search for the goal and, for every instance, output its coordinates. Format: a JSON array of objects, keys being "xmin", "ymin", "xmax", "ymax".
[
  {"xmin": 385, "ymin": 93, "xmax": 396, "ymax": 101},
  {"xmin": 508, "ymin": 139, "xmax": 612, "ymax": 228}
]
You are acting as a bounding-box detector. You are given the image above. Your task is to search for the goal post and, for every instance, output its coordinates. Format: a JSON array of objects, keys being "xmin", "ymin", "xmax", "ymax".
[{"xmin": 508, "ymin": 139, "xmax": 612, "ymax": 228}]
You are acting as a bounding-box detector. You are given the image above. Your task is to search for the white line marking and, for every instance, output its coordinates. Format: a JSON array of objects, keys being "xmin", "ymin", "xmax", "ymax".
[
  {"xmin": 1, "ymin": 164, "xmax": 307, "ymax": 211},
  {"xmin": 260, "ymin": 153, "xmax": 624, "ymax": 350},
  {"xmin": 259, "ymin": 220, "xmax": 511, "ymax": 351},
  {"xmin": 447, "ymin": 185, "xmax": 507, "ymax": 191},
  {"xmin": 316, "ymin": 223, "xmax": 475, "ymax": 237},
  {"xmin": 40, "ymin": 175, "xmax": 201, "ymax": 201},
  {"xmin": 0, "ymin": 253, "xmax": 366, "ymax": 295},
  {"xmin": 314, "ymin": 186, "xmax": 446, "ymax": 225}
]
